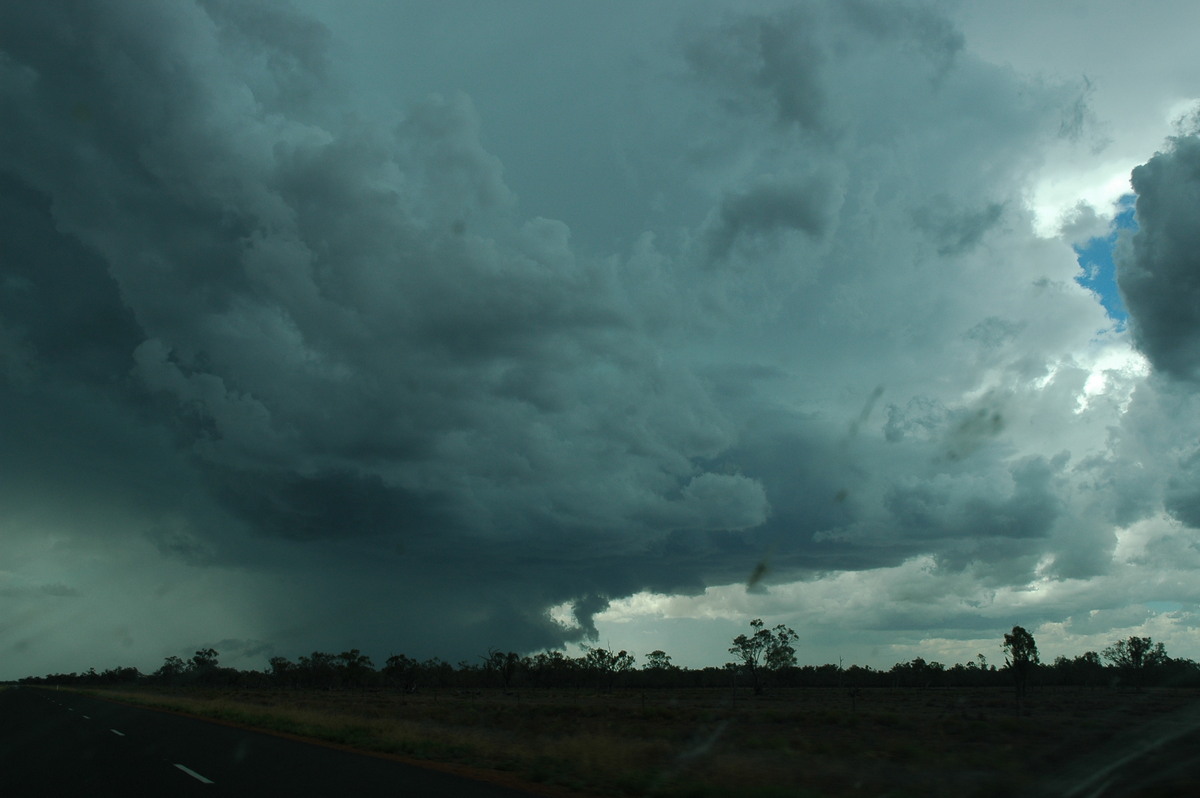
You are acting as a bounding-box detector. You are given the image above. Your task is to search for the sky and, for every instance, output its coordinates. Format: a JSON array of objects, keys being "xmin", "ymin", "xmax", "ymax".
[{"xmin": 3, "ymin": 0, "xmax": 1200, "ymax": 681}]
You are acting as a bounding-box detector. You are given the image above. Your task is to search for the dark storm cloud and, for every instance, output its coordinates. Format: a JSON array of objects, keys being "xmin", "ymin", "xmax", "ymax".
[
  {"xmin": 207, "ymin": 467, "xmax": 444, "ymax": 542},
  {"xmin": 0, "ymin": 172, "xmax": 143, "ymax": 386},
  {"xmin": 913, "ymin": 198, "xmax": 1006, "ymax": 256},
  {"xmin": 0, "ymin": 0, "xmax": 773, "ymax": 661},
  {"xmin": 839, "ymin": 0, "xmax": 963, "ymax": 72},
  {"xmin": 706, "ymin": 178, "xmax": 832, "ymax": 260},
  {"xmin": 684, "ymin": 8, "xmax": 827, "ymax": 133},
  {"xmin": 0, "ymin": 583, "xmax": 80, "ymax": 599},
  {"xmin": 1161, "ymin": 434, "xmax": 1200, "ymax": 531},
  {"xmin": 682, "ymin": 1, "xmax": 963, "ymax": 138},
  {"xmin": 0, "ymin": 0, "xmax": 1132, "ymax": 675},
  {"xmin": 884, "ymin": 454, "xmax": 1063, "ymax": 544},
  {"xmin": 1118, "ymin": 132, "xmax": 1200, "ymax": 381}
]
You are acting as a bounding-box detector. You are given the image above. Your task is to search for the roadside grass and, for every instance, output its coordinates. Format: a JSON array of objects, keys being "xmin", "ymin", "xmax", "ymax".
[
  {"xmin": 75, "ymin": 687, "xmax": 690, "ymax": 795},
  {"xmin": 68, "ymin": 686, "xmax": 1200, "ymax": 797}
]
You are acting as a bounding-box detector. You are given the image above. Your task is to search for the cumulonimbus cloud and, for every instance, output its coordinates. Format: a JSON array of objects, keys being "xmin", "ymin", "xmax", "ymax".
[{"xmin": 3, "ymin": 0, "xmax": 1189, "ymax": 674}]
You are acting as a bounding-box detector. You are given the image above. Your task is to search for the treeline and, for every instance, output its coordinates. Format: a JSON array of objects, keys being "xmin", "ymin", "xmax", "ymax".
[{"xmin": 18, "ymin": 635, "xmax": 1200, "ymax": 692}]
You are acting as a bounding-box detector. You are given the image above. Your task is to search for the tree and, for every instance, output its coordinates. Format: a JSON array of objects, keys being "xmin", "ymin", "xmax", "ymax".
[
  {"xmin": 583, "ymin": 646, "xmax": 635, "ymax": 692},
  {"xmin": 154, "ymin": 655, "xmax": 188, "ymax": 684},
  {"xmin": 297, "ymin": 651, "xmax": 338, "ymax": 689},
  {"xmin": 890, "ymin": 657, "xmax": 946, "ymax": 689},
  {"xmin": 336, "ymin": 649, "xmax": 375, "ymax": 689},
  {"xmin": 188, "ymin": 648, "xmax": 229, "ymax": 686},
  {"xmin": 728, "ymin": 618, "xmax": 799, "ymax": 695},
  {"xmin": 529, "ymin": 650, "xmax": 576, "ymax": 688},
  {"xmin": 1002, "ymin": 625, "xmax": 1039, "ymax": 699},
  {"xmin": 1103, "ymin": 636, "xmax": 1168, "ymax": 689},
  {"xmin": 267, "ymin": 656, "xmax": 296, "ymax": 687},
  {"xmin": 384, "ymin": 653, "xmax": 420, "ymax": 692},
  {"xmin": 100, "ymin": 666, "xmax": 141, "ymax": 685},
  {"xmin": 643, "ymin": 649, "xmax": 678, "ymax": 687},
  {"xmin": 1076, "ymin": 650, "xmax": 1104, "ymax": 686},
  {"xmin": 191, "ymin": 648, "xmax": 219, "ymax": 670},
  {"xmin": 481, "ymin": 649, "xmax": 522, "ymax": 689}
]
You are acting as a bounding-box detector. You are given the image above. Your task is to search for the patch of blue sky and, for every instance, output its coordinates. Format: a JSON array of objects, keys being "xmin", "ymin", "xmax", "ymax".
[{"xmin": 1073, "ymin": 194, "xmax": 1135, "ymax": 327}]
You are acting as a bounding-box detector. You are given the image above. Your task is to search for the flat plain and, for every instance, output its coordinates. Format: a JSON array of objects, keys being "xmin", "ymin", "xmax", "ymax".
[{"xmin": 75, "ymin": 685, "xmax": 1200, "ymax": 797}]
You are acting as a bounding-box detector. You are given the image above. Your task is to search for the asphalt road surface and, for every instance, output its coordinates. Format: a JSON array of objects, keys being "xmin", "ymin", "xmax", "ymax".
[{"xmin": 0, "ymin": 686, "xmax": 539, "ymax": 797}]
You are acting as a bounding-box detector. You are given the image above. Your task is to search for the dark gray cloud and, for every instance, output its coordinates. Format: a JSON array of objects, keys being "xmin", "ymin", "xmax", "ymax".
[
  {"xmin": 706, "ymin": 177, "xmax": 833, "ymax": 260},
  {"xmin": 1118, "ymin": 132, "xmax": 1200, "ymax": 381},
  {"xmin": 207, "ymin": 467, "xmax": 445, "ymax": 542},
  {"xmin": 1, "ymin": 0, "xmax": 1177, "ymax": 677},
  {"xmin": 913, "ymin": 198, "xmax": 1006, "ymax": 256},
  {"xmin": 0, "ymin": 583, "xmax": 80, "ymax": 599},
  {"xmin": 839, "ymin": 0, "xmax": 963, "ymax": 72},
  {"xmin": 684, "ymin": 8, "xmax": 827, "ymax": 134},
  {"xmin": 0, "ymin": 0, "xmax": 775, "ymax": 670},
  {"xmin": 1158, "ymin": 412, "xmax": 1200, "ymax": 532},
  {"xmin": 0, "ymin": 172, "xmax": 143, "ymax": 386}
]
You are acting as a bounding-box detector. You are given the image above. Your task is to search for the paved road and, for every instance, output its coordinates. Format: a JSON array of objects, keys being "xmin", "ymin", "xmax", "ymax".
[{"xmin": 0, "ymin": 686, "xmax": 538, "ymax": 797}]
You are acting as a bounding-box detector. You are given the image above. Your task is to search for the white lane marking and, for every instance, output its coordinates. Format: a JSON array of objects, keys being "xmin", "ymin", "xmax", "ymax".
[
  {"xmin": 110, "ymin": 729, "xmax": 125, "ymax": 736},
  {"xmin": 82, "ymin": 715, "xmax": 91, "ymax": 720},
  {"xmin": 173, "ymin": 764, "xmax": 214, "ymax": 784}
]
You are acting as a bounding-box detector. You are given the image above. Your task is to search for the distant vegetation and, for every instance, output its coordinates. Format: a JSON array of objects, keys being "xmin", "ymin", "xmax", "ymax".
[
  {"xmin": 17, "ymin": 625, "xmax": 1200, "ymax": 795},
  {"xmin": 17, "ymin": 623, "xmax": 1200, "ymax": 693}
]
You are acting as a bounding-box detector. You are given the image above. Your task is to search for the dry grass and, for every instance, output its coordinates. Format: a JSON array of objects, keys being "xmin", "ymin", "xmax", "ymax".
[{"xmin": 74, "ymin": 685, "xmax": 1200, "ymax": 797}]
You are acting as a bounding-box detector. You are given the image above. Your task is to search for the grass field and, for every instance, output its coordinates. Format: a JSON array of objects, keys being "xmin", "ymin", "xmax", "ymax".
[{"xmin": 75, "ymin": 684, "xmax": 1200, "ymax": 797}]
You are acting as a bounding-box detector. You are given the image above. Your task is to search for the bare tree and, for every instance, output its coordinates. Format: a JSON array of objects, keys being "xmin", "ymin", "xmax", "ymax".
[{"xmin": 481, "ymin": 649, "xmax": 522, "ymax": 689}]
